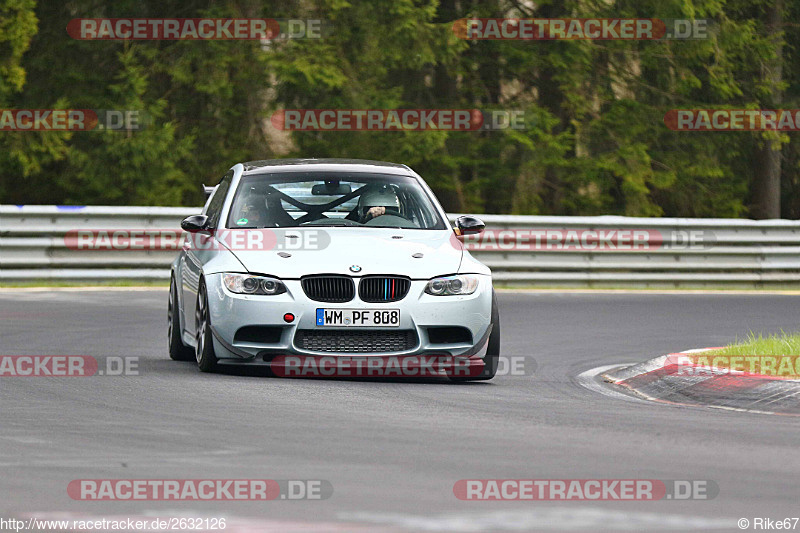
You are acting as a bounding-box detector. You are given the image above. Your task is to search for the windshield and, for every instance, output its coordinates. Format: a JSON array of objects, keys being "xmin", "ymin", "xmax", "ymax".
[{"xmin": 225, "ymin": 171, "xmax": 447, "ymax": 230}]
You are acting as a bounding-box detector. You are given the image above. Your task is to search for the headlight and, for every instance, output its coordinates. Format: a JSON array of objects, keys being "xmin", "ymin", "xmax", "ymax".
[
  {"xmin": 223, "ymin": 273, "xmax": 287, "ymax": 295},
  {"xmin": 425, "ymin": 275, "xmax": 479, "ymax": 296}
]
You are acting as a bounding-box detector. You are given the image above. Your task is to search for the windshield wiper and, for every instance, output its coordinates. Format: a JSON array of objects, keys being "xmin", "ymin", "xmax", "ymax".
[{"xmin": 301, "ymin": 222, "xmax": 358, "ymax": 227}]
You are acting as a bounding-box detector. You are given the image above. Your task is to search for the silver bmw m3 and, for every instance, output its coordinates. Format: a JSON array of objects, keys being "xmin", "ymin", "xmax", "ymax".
[{"xmin": 168, "ymin": 159, "xmax": 499, "ymax": 380}]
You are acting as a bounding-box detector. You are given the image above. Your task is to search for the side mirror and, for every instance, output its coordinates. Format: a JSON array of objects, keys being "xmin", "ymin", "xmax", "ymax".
[
  {"xmin": 455, "ymin": 215, "xmax": 485, "ymax": 236},
  {"xmin": 181, "ymin": 215, "xmax": 210, "ymax": 233}
]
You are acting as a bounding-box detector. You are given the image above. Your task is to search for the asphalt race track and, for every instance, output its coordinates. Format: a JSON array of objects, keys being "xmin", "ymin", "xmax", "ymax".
[{"xmin": 1, "ymin": 289, "xmax": 799, "ymax": 532}]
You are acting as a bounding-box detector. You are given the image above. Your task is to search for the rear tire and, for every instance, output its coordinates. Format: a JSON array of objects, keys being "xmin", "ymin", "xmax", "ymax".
[
  {"xmin": 195, "ymin": 281, "xmax": 218, "ymax": 372},
  {"xmin": 168, "ymin": 277, "xmax": 195, "ymax": 361}
]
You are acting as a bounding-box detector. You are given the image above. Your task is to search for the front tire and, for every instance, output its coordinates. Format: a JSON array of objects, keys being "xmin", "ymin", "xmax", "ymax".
[
  {"xmin": 195, "ymin": 281, "xmax": 218, "ymax": 372},
  {"xmin": 168, "ymin": 277, "xmax": 195, "ymax": 361},
  {"xmin": 451, "ymin": 290, "xmax": 500, "ymax": 382}
]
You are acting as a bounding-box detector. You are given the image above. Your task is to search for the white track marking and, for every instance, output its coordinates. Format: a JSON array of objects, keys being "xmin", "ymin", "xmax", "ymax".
[{"xmin": 575, "ymin": 364, "xmax": 645, "ymax": 404}]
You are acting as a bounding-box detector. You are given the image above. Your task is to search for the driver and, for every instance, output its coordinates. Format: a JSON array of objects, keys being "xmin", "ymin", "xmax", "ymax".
[
  {"xmin": 235, "ymin": 196, "xmax": 267, "ymax": 227},
  {"xmin": 357, "ymin": 185, "xmax": 401, "ymax": 223}
]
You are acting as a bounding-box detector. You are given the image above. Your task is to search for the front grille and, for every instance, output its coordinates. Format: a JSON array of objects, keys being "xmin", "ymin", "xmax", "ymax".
[
  {"xmin": 295, "ymin": 329, "xmax": 417, "ymax": 353},
  {"xmin": 359, "ymin": 276, "xmax": 411, "ymax": 303},
  {"xmin": 301, "ymin": 275, "xmax": 355, "ymax": 303}
]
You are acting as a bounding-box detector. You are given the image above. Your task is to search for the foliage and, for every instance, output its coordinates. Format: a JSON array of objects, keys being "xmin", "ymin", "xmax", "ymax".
[{"xmin": 0, "ymin": 0, "xmax": 796, "ymax": 217}]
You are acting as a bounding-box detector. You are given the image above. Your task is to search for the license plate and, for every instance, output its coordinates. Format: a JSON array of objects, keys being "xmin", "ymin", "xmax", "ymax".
[{"xmin": 316, "ymin": 308, "xmax": 400, "ymax": 327}]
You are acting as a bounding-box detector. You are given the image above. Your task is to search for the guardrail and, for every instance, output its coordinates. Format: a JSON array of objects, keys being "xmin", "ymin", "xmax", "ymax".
[{"xmin": 1, "ymin": 205, "xmax": 799, "ymax": 287}]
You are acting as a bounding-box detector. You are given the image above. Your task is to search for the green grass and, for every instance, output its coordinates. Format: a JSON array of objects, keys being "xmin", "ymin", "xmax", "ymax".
[
  {"xmin": 707, "ymin": 331, "xmax": 800, "ymax": 357},
  {"xmin": 680, "ymin": 331, "xmax": 800, "ymax": 377}
]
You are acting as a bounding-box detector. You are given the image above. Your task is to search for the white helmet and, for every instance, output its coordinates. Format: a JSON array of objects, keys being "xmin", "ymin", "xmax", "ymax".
[{"xmin": 358, "ymin": 185, "xmax": 400, "ymax": 219}]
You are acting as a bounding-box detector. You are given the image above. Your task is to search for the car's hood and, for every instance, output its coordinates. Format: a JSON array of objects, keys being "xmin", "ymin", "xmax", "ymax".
[{"xmin": 226, "ymin": 228, "xmax": 464, "ymax": 279}]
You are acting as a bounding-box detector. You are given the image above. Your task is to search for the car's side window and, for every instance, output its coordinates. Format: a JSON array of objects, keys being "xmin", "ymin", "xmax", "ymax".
[{"xmin": 205, "ymin": 170, "xmax": 233, "ymax": 228}]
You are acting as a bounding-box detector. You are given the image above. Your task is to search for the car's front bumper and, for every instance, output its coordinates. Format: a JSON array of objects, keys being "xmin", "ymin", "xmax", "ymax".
[{"xmin": 203, "ymin": 273, "xmax": 493, "ymax": 365}]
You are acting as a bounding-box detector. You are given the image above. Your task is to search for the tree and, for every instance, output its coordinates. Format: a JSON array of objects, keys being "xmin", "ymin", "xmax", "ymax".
[{"xmin": 0, "ymin": 0, "xmax": 797, "ymax": 220}]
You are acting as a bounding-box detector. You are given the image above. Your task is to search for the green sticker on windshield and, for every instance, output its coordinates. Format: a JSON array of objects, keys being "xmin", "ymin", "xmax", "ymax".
[{"xmin": 236, "ymin": 218, "xmax": 248, "ymax": 225}]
